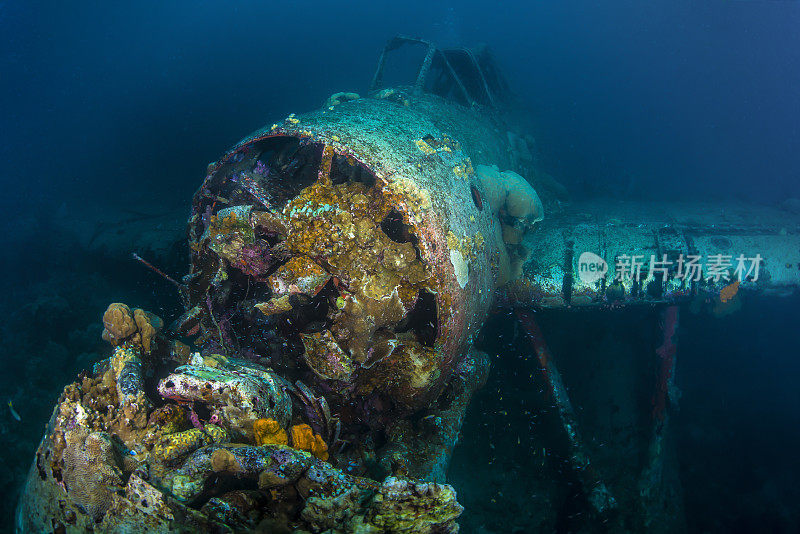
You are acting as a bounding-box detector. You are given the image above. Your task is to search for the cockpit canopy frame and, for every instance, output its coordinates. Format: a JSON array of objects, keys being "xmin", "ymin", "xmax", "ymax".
[{"xmin": 369, "ymin": 35, "xmax": 511, "ymax": 108}]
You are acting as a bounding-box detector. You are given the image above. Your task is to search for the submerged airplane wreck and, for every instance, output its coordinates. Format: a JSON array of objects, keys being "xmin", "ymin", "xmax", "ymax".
[{"xmin": 17, "ymin": 37, "xmax": 800, "ymax": 532}]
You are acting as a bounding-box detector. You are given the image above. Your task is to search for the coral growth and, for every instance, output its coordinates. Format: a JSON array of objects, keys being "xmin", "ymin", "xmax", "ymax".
[
  {"xmin": 300, "ymin": 474, "xmax": 463, "ymax": 533},
  {"xmin": 210, "ymin": 448, "xmax": 242, "ymax": 473},
  {"xmin": 157, "ymin": 358, "xmax": 292, "ymax": 438},
  {"xmin": 475, "ymin": 164, "xmax": 544, "ymax": 223},
  {"xmin": 15, "ymin": 173, "xmax": 489, "ymax": 531},
  {"xmin": 475, "ymin": 163, "xmax": 545, "ymax": 284},
  {"xmin": 325, "ymin": 91, "xmax": 360, "ymax": 107},
  {"xmin": 101, "ymin": 302, "xmax": 164, "ymax": 354},
  {"xmin": 134, "ymin": 308, "xmax": 163, "ymax": 353},
  {"xmin": 101, "ymin": 303, "xmax": 138, "ymax": 344},
  {"xmin": 62, "ymin": 430, "xmax": 123, "ymax": 521},
  {"xmin": 365, "ymin": 477, "xmax": 463, "ymax": 533},
  {"xmin": 151, "ymin": 424, "xmax": 228, "ymax": 464}
]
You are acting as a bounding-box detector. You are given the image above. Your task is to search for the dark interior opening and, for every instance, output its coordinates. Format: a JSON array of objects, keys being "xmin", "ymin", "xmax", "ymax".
[
  {"xmin": 193, "ymin": 401, "xmax": 212, "ymax": 421},
  {"xmin": 191, "ymin": 137, "xmax": 322, "ymax": 240},
  {"xmin": 250, "ymin": 137, "xmax": 322, "ymax": 207},
  {"xmin": 381, "ymin": 209, "xmax": 414, "ymax": 243},
  {"xmin": 470, "ymin": 184, "xmax": 484, "ymax": 211},
  {"xmin": 381, "ymin": 208, "xmax": 424, "ymax": 261},
  {"xmin": 192, "ymin": 469, "xmax": 260, "ymax": 509},
  {"xmin": 396, "ymin": 289, "xmax": 438, "ymax": 347},
  {"xmin": 331, "ymin": 153, "xmax": 376, "ymax": 188}
]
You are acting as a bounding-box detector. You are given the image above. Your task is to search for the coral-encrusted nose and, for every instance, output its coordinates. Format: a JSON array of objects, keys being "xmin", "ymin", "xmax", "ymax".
[{"xmin": 186, "ymin": 136, "xmax": 443, "ymax": 411}]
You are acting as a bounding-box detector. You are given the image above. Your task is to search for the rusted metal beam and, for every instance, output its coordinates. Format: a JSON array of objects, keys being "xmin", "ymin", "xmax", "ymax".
[
  {"xmin": 639, "ymin": 305, "xmax": 680, "ymax": 527},
  {"xmin": 515, "ymin": 308, "xmax": 616, "ymax": 515}
]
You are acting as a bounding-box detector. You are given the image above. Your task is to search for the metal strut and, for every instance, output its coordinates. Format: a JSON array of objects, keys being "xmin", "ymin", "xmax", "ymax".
[
  {"xmin": 639, "ymin": 305, "xmax": 680, "ymax": 523},
  {"xmin": 515, "ymin": 309, "xmax": 617, "ymax": 515}
]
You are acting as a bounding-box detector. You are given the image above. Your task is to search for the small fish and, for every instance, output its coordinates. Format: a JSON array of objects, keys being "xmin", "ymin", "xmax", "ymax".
[
  {"xmin": 8, "ymin": 400, "xmax": 21, "ymax": 422},
  {"xmin": 719, "ymin": 279, "xmax": 740, "ymax": 303}
]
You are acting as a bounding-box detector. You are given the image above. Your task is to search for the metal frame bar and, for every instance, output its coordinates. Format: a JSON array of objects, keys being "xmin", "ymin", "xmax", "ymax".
[
  {"xmin": 515, "ymin": 309, "xmax": 617, "ymax": 515},
  {"xmin": 369, "ymin": 35, "xmax": 494, "ymax": 108}
]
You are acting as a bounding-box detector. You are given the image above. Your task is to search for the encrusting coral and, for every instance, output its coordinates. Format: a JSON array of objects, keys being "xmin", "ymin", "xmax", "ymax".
[
  {"xmin": 101, "ymin": 303, "xmax": 138, "ymax": 345},
  {"xmin": 133, "ymin": 307, "xmax": 163, "ymax": 353},
  {"xmin": 210, "ymin": 448, "xmax": 242, "ymax": 473},
  {"xmin": 151, "ymin": 424, "xmax": 229, "ymax": 464},
  {"xmin": 101, "ymin": 302, "xmax": 164, "ymax": 354},
  {"xmin": 20, "ymin": 291, "xmax": 466, "ymax": 532},
  {"xmin": 62, "ymin": 429, "xmax": 123, "ymax": 521}
]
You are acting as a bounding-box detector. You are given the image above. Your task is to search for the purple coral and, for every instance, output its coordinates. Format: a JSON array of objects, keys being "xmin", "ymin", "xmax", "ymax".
[
  {"xmin": 254, "ymin": 160, "xmax": 269, "ymax": 178},
  {"xmin": 232, "ymin": 241, "xmax": 274, "ymax": 278}
]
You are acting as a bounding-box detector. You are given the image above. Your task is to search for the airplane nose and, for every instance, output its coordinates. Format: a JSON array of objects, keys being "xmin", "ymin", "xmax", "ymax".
[
  {"xmin": 187, "ymin": 132, "xmax": 459, "ymax": 411},
  {"xmin": 183, "ymin": 89, "xmax": 542, "ymax": 440}
]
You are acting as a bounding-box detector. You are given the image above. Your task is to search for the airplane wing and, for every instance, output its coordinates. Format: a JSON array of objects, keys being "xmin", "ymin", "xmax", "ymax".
[{"xmin": 507, "ymin": 199, "xmax": 800, "ymax": 308}]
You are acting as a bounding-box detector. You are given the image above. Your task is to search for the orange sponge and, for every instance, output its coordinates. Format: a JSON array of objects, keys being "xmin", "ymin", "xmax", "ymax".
[
  {"xmin": 253, "ymin": 418, "xmax": 288, "ymax": 446},
  {"xmin": 289, "ymin": 423, "xmax": 329, "ymax": 461}
]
